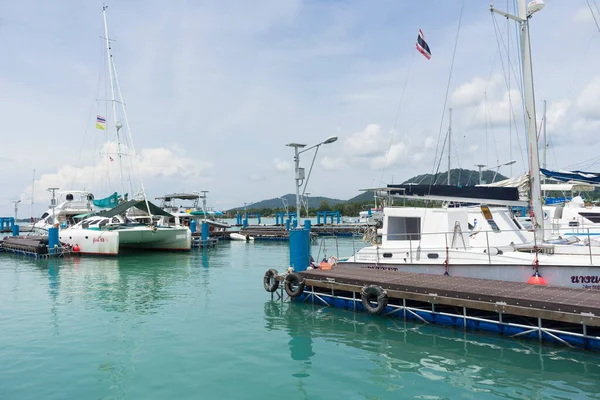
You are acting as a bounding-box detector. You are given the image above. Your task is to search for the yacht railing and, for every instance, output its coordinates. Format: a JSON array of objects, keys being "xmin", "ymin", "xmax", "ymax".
[{"xmin": 331, "ymin": 226, "xmax": 600, "ymax": 266}]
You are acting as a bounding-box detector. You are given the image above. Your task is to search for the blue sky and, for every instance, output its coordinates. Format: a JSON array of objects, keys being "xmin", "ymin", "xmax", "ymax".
[{"xmin": 1, "ymin": 0, "xmax": 599, "ymax": 216}]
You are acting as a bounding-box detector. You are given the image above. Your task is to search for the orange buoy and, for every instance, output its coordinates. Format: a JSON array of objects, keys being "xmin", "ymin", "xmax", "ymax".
[
  {"xmin": 527, "ymin": 271, "xmax": 546, "ymax": 285},
  {"xmin": 319, "ymin": 261, "xmax": 332, "ymax": 270},
  {"xmin": 72, "ymin": 244, "xmax": 81, "ymax": 253}
]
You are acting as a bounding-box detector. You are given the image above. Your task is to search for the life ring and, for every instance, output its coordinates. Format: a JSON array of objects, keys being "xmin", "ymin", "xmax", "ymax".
[
  {"xmin": 361, "ymin": 285, "xmax": 388, "ymax": 314},
  {"xmin": 263, "ymin": 269, "xmax": 280, "ymax": 292},
  {"xmin": 209, "ymin": 225, "xmax": 215, "ymax": 232},
  {"xmin": 284, "ymin": 273, "xmax": 305, "ymax": 298}
]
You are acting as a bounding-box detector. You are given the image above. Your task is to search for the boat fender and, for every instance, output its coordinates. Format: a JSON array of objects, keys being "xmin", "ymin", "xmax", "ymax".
[
  {"xmin": 361, "ymin": 285, "xmax": 388, "ymax": 314},
  {"xmin": 284, "ymin": 273, "xmax": 305, "ymax": 298},
  {"xmin": 263, "ymin": 269, "xmax": 280, "ymax": 292}
]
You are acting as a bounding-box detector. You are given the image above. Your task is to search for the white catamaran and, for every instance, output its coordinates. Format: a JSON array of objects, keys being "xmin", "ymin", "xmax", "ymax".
[
  {"xmin": 343, "ymin": 0, "xmax": 600, "ymax": 289},
  {"xmin": 60, "ymin": 6, "xmax": 191, "ymax": 255}
]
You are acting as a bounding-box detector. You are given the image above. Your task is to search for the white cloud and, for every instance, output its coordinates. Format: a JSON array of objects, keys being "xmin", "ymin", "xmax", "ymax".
[
  {"xmin": 343, "ymin": 124, "xmax": 388, "ymax": 157},
  {"xmin": 371, "ymin": 142, "xmax": 408, "ymax": 170},
  {"xmin": 575, "ymin": 76, "xmax": 600, "ymax": 121},
  {"xmin": 545, "ymin": 99, "xmax": 571, "ymax": 131},
  {"xmin": 274, "ymin": 158, "xmax": 292, "ymax": 172},
  {"xmin": 21, "ymin": 142, "xmax": 212, "ymax": 206},
  {"xmin": 451, "ymin": 75, "xmax": 503, "ymax": 108},
  {"xmin": 573, "ymin": 7, "xmax": 594, "ymax": 23}
]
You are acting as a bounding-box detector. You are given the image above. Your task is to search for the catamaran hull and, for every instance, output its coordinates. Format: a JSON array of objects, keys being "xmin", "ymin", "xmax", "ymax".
[
  {"xmin": 59, "ymin": 229, "xmax": 119, "ymax": 255},
  {"xmin": 340, "ymin": 260, "xmax": 600, "ymax": 290},
  {"xmin": 118, "ymin": 227, "xmax": 191, "ymax": 251}
]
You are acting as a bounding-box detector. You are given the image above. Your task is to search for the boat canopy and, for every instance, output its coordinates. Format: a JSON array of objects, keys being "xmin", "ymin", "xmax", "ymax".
[
  {"xmin": 540, "ymin": 168, "xmax": 600, "ymax": 186},
  {"xmin": 99, "ymin": 200, "xmax": 173, "ymax": 218}
]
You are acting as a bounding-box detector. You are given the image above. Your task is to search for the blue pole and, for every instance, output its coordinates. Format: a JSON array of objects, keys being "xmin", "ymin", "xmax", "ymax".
[
  {"xmin": 48, "ymin": 227, "xmax": 59, "ymax": 254},
  {"xmin": 12, "ymin": 224, "xmax": 19, "ymax": 237},
  {"xmin": 289, "ymin": 229, "xmax": 310, "ymax": 272},
  {"xmin": 317, "ymin": 212, "xmax": 321, "ymax": 225},
  {"xmin": 336, "ymin": 211, "xmax": 340, "ymax": 224},
  {"xmin": 201, "ymin": 222, "xmax": 209, "ymax": 244},
  {"xmin": 286, "ymin": 219, "xmax": 290, "ymax": 231},
  {"xmin": 257, "ymin": 214, "xmax": 261, "ymax": 224},
  {"xmin": 304, "ymin": 219, "xmax": 311, "ymax": 231},
  {"xmin": 243, "ymin": 215, "xmax": 248, "ymax": 228}
]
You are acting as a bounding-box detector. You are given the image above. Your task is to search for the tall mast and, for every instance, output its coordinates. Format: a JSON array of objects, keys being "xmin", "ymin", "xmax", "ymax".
[
  {"xmin": 543, "ymin": 99, "xmax": 547, "ymax": 196},
  {"xmin": 448, "ymin": 108, "xmax": 452, "ymax": 185},
  {"xmin": 102, "ymin": 6, "xmax": 152, "ymax": 220},
  {"xmin": 491, "ymin": 0, "xmax": 545, "ymax": 241},
  {"xmin": 102, "ymin": 6, "xmax": 126, "ymax": 199},
  {"xmin": 31, "ymin": 169, "xmax": 35, "ymax": 219}
]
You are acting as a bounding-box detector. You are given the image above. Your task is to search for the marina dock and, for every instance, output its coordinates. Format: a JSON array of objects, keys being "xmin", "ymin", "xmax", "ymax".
[
  {"xmin": 214, "ymin": 224, "xmax": 367, "ymax": 241},
  {"xmin": 267, "ymin": 266, "xmax": 600, "ymax": 351}
]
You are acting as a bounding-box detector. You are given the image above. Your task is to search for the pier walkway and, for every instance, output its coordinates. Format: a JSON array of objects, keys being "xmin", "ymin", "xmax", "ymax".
[{"xmin": 270, "ymin": 267, "xmax": 600, "ymax": 351}]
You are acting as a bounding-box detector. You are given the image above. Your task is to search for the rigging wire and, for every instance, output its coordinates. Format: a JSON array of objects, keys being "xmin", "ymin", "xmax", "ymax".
[
  {"xmin": 491, "ymin": 10, "xmax": 527, "ymax": 170},
  {"xmin": 377, "ymin": 50, "xmax": 416, "ymax": 187},
  {"xmin": 586, "ymin": 0, "xmax": 600, "ymax": 33},
  {"xmin": 426, "ymin": 0, "xmax": 465, "ymax": 192}
]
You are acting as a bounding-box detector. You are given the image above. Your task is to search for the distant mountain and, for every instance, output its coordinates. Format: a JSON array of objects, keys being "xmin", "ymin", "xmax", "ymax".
[
  {"xmin": 231, "ymin": 168, "xmax": 510, "ymax": 211},
  {"xmin": 346, "ymin": 168, "xmax": 508, "ymax": 204},
  {"xmin": 230, "ymin": 193, "xmax": 345, "ymax": 212}
]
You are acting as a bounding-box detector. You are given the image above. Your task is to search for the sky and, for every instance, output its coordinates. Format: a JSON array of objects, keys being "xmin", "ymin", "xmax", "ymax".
[{"xmin": 1, "ymin": 0, "xmax": 599, "ymax": 217}]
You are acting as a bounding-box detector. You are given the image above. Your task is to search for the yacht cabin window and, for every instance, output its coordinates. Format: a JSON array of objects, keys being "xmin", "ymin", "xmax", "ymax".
[{"xmin": 387, "ymin": 216, "xmax": 421, "ymax": 241}]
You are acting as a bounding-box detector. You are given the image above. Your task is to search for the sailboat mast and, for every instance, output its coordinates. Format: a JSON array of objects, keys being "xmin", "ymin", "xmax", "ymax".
[
  {"xmin": 516, "ymin": 0, "xmax": 544, "ymax": 239},
  {"xmin": 491, "ymin": 0, "xmax": 545, "ymax": 240},
  {"xmin": 448, "ymin": 108, "xmax": 452, "ymax": 185},
  {"xmin": 102, "ymin": 6, "xmax": 126, "ymax": 199},
  {"xmin": 543, "ymin": 99, "xmax": 547, "ymax": 197},
  {"xmin": 31, "ymin": 169, "xmax": 35, "ymax": 219}
]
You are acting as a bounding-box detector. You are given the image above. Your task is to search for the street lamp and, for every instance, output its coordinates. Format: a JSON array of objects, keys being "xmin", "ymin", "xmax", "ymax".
[
  {"xmin": 287, "ymin": 136, "xmax": 338, "ymax": 226},
  {"xmin": 304, "ymin": 192, "xmax": 310, "ymax": 219},
  {"xmin": 13, "ymin": 200, "xmax": 21, "ymax": 222},
  {"xmin": 475, "ymin": 160, "xmax": 516, "ymax": 184}
]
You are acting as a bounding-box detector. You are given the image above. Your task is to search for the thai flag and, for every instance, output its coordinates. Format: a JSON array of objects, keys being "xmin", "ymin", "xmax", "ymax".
[
  {"xmin": 416, "ymin": 29, "xmax": 431, "ymax": 60},
  {"xmin": 97, "ymin": 115, "xmax": 106, "ymax": 124}
]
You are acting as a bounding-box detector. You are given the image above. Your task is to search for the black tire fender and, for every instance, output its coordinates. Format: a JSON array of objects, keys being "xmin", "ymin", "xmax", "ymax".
[
  {"xmin": 284, "ymin": 273, "xmax": 305, "ymax": 298},
  {"xmin": 361, "ymin": 285, "xmax": 388, "ymax": 314},
  {"xmin": 263, "ymin": 269, "xmax": 280, "ymax": 292}
]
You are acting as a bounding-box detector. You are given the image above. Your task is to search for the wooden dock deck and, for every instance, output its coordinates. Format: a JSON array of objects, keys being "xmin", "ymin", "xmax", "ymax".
[{"xmin": 267, "ymin": 267, "xmax": 600, "ymax": 351}]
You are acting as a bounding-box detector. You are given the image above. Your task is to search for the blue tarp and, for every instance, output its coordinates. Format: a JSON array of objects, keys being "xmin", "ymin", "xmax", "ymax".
[{"xmin": 92, "ymin": 192, "xmax": 119, "ymax": 208}]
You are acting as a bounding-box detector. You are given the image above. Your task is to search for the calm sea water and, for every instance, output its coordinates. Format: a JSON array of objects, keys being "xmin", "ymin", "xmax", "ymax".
[{"xmin": 1, "ymin": 238, "xmax": 600, "ymax": 400}]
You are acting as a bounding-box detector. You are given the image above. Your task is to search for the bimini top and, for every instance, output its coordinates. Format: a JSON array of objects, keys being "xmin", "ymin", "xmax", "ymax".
[
  {"xmin": 541, "ymin": 168, "xmax": 600, "ymax": 186},
  {"xmin": 155, "ymin": 193, "xmax": 201, "ymax": 201},
  {"xmin": 99, "ymin": 200, "xmax": 173, "ymax": 218},
  {"xmin": 385, "ymin": 184, "xmax": 525, "ymax": 206}
]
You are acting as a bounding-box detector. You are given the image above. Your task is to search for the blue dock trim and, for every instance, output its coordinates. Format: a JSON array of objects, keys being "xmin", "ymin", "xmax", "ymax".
[{"xmin": 291, "ymin": 290, "xmax": 600, "ymax": 352}]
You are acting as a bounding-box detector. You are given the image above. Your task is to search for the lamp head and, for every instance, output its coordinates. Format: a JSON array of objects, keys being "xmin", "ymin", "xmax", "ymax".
[
  {"xmin": 323, "ymin": 136, "xmax": 338, "ymax": 145},
  {"xmin": 527, "ymin": 0, "xmax": 545, "ymax": 17}
]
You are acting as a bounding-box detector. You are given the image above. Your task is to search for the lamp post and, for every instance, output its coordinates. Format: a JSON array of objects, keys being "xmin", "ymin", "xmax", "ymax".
[
  {"xmin": 47, "ymin": 188, "xmax": 59, "ymax": 225},
  {"xmin": 475, "ymin": 160, "xmax": 516, "ymax": 184},
  {"xmin": 287, "ymin": 136, "xmax": 338, "ymax": 226},
  {"xmin": 13, "ymin": 200, "xmax": 21, "ymax": 222},
  {"xmin": 304, "ymin": 192, "xmax": 310, "ymax": 219}
]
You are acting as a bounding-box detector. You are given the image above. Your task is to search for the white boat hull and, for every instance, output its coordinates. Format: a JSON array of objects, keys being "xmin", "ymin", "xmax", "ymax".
[
  {"xmin": 59, "ymin": 229, "xmax": 119, "ymax": 255},
  {"xmin": 230, "ymin": 232, "xmax": 254, "ymax": 241}
]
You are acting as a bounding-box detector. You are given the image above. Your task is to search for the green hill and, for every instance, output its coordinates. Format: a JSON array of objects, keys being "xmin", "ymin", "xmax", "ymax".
[{"xmin": 230, "ymin": 168, "xmax": 509, "ymax": 213}]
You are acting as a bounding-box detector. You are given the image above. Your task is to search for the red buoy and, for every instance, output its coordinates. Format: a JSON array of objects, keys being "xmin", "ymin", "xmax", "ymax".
[
  {"xmin": 72, "ymin": 244, "xmax": 81, "ymax": 253},
  {"xmin": 528, "ymin": 271, "xmax": 546, "ymax": 285}
]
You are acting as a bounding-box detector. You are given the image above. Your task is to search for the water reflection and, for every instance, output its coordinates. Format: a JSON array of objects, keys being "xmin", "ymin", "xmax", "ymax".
[
  {"xmin": 264, "ymin": 300, "xmax": 600, "ymax": 398},
  {"xmin": 23, "ymin": 250, "xmax": 216, "ymax": 318}
]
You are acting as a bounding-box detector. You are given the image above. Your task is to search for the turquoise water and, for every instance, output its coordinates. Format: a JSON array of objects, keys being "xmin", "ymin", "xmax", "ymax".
[{"xmin": 1, "ymin": 239, "xmax": 600, "ymax": 399}]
